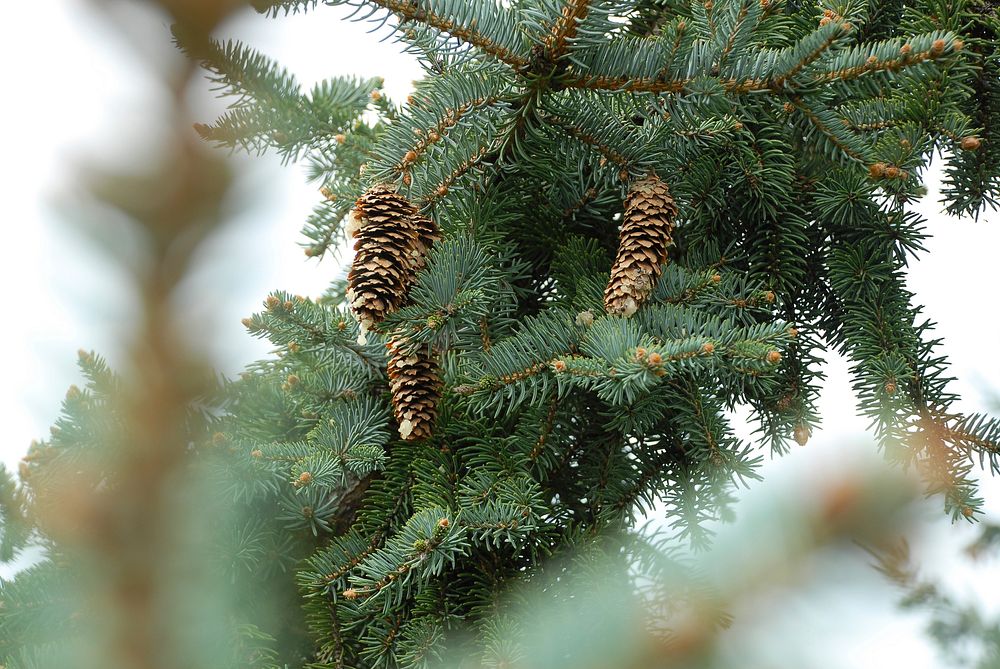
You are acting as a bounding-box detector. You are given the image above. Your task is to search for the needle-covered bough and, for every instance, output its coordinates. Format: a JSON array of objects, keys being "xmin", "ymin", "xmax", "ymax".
[{"xmin": 5, "ymin": 1, "xmax": 1000, "ymax": 667}]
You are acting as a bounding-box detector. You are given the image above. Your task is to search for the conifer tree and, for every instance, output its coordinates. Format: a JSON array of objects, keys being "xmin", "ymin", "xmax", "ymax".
[{"xmin": 4, "ymin": 1, "xmax": 1000, "ymax": 667}]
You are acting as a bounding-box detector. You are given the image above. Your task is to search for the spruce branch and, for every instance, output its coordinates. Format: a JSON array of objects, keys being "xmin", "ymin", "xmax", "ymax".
[
  {"xmin": 418, "ymin": 142, "xmax": 496, "ymax": 206},
  {"xmin": 244, "ymin": 292, "xmax": 387, "ymax": 376},
  {"xmin": 542, "ymin": 0, "xmax": 591, "ymax": 62},
  {"xmin": 529, "ymin": 396, "xmax": 560, "ymax": 462},
  {"xmin": 395, "ymin": 94, "xmax": 504, "ymax": 179},
  {"xmin": 539, "ymin": 112, "xmax": 631, "ymax": 168},
  {"xmin": 346, "ymin": 509, "xmax": 467, "ymax": 613},
  {"xmin": 711, "ymin": 0, "xmax": 761, "ymax": 71},
  {"xmin": 789, "ymin": 95, "xmax": 871, "ymax": 162},
  {"xmin": 174, "ymin": 27, "xmax": 375, "ymax": 161},
  {"xmin": 79, "ymin": 1, "xmax": 1000, "ymax": 663},
  {"xmin": 769, "ymin": 22, "xmax": 852, "ymax": 87},
  {"xmin": 0, "ymin": 465, "xmax": 30, "ymax": 563},
  {"xmin": 561, "ymin": 185, "xmax": 601, "ymax": 219},
  {"xmin": 814, "ymin": 32, "xmax": 965, "ymax": 84},
  {"xmin": 332, "ymin": 0, "xmax": 531, "ymax": 69},
  {"xmin": 364, "ymin": 63, "xmax": 520, "ymax": 194}
]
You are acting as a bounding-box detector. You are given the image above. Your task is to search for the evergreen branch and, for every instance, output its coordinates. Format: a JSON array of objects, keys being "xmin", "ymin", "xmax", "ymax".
[
  {"xmin": 335, "ymin": 0, "xmax": 530, "ymax": 69},
  {"xmin": 562, "ymin": 28, "xmax": 962, "ymax": 98},
  {"xmin": 346, "ymin": 510, "xmax": 467, "ymax": 613},
  {"xmin": 396, "ymin": 616, "xmax": 445, "ymax": 667},
  {"xmin": 932, "ymin": 413, "xmax": 1000, "ymax": 469},
  {"xmin": 770, "ymin": 23, "xmax": 850, "ymax": 87},
  {"xmin": 363, "ymin": 63, "xmax": 520, "ymax": 195},
  {"xmin": 480, "ymin": 316, "xmax": 493, "ymax": 352},
  {"xmin": 627, "ymin": 0, "xmax": 674, "ymax": 37},
  {"xmin": 452, "ymin": 310, "xmax": 580, "ymax": 409},
  {"xmin": 544, "ymin": 0, "xmax": 591, "ymax": 61},
  {"xmin": 835, "ymin": 96, "xmax": 908, "ymax": 133},
  {"xmin": 790, "ymin": 95, "xmax": 871, "ymax": 162},
  {"xmin": 530, "ymin": 396, "xmax": 560, "ymax": 462},
  {"xmin": 418, "ymin": 142, "xmax": 495, "ymax": 206},
  {"xmin": 562, "ymin": 21, "xmax": 691, "ymax": 91},
  {"xmin": 910, "ymin": 411, "xmax": 985, "ymax": 519},
  {"xmin": 173, "ymin": 28, "xmax": 300, "ymax": 105},
  {"xmin": 0, "ymin": 562, "xmax": 75, "ymax": 658},
  {"xmin": 454, "ymin": 362, "xmax": 552, "ymax": 396},
  {"xmin": 301, "ymin": 195, "xmax": 352, "ymax": 259},
  {"xmin": 380, "ymin": 237, "xmax": 515, "ymax": 351},
  {"xmin": 713, "ymin": 0, "xmax": 760, "ymax": 72},
  {"xmin": 301, "ymin": 467, "xmax": 417, "ymax": 598},
  {"xmin": 814, "ymin": 32, "xmax": 963, "ymax": 84},
  {"xmin": 194, "ymin": 84, "xmax": 371, "ymax": 161},
  {"xmin": 244, "ymin": 292, "xmax": 386, "ymax": 376},
  {"xmin": 562, "ymin": 72, "xmax": 692, "ymax": 94},
  {"xmin": 611, "ymin": 447, "xmax": 670, "ymax": 516},
  {"xmin": 540, "ymin": 112, "xmax": 631, "ymax": 167},
  {"xmin": 395, "ymin": 95, "xmax": 504, "ymax": 180},
  {"xmin": 824, "ymin": 232, "xmax": 987, "ymax": 516},
  {"xmin": 359, "ymin": 612, "xmax": 407, "ymax": 666},
  {"xmin": 176, "ymin": 28, "xmax": 375, "ymax": 160},
  {"xmin": 324, "ymin": 530, "xmax": 384, "ymax": 584},
  {"xmin": 457, "ymin": 471, "xmax": 546, "ymax": 546},
  {"xmin": 0, "ymin": 465, "xmax": 30, "ymax": 562},
  {"xmin": 562, "ymin": 186, "xmax": 601, "ymax": 219},
  {"xmin": 931, "ymin": 115, "xmax": 974, "ymax": 145},
  {"xmin": 942, "ymin": 9, "xmax": 1000, "ymax": 217}
]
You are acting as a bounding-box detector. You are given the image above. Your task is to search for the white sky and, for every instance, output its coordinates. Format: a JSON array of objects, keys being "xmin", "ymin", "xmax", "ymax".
[{"xmin": 1, "ymin": 2, "xmax": 999, "ymax": 667}]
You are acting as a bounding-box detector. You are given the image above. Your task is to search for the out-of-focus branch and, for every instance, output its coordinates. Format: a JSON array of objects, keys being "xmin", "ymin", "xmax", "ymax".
[
  {"xmin": 9, "ymin": 2, "xmax": 253, "ymax": 669},
  {"xmin": 456, "ymin": 465, "xmax": 922, "ymax": 669}
]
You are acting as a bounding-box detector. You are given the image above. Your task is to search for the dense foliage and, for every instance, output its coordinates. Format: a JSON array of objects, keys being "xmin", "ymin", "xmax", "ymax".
[{"xmin": 3, "ymin": 1, "xmax": 1000, "ymax": 667}]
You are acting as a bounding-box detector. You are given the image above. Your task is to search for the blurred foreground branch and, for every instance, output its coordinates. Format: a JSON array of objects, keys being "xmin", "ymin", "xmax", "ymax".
[{"xmin": 0, "ymin": 2, "xmax": 262, "ymax": 668}]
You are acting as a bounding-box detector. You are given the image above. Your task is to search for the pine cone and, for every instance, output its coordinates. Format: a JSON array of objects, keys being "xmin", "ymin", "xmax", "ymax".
[
  {"xmin": 387, "ymin": 340, "xmax": 442, "ymax": 441},
  {"xmin": 604, "ymin": 176, "xmax": 678, "ymax": 316},
  {"xmin": 347, "ymin": 184, "xmax": 440, "ymax": 333}
]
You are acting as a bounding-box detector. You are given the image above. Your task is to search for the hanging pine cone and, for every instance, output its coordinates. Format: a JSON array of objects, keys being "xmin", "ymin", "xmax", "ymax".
[
  {"xmin": 347, "ymin": 183, "xmax": 440, "ymax": 335},
  {"xmin": 604, "ymin": 175, "xmax": 678, "ymax": 316},
  {"xmin": 387, "ymin": 339, "xmax": 442, "ymax": 441}
]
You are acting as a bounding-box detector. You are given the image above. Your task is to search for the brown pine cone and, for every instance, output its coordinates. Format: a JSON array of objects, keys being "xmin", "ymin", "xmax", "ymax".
[
  {"xmin": 387, "ymin": 339, "xmax": 442, "ymax": 441},
  {"xmin": 604, "ymin": 175, "xmax": 678, "ymax": 316},
  {"xmin": 347, "ymin": 184, "xmax": 440, "ymax": 336}
]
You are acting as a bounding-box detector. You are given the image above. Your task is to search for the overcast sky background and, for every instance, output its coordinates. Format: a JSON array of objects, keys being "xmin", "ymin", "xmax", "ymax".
[{"xmin": 2, "ymin": 2, "xmax": 1000, "ymax": 667}]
